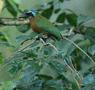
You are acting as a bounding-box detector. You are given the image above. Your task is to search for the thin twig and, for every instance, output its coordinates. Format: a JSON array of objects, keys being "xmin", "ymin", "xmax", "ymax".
[
  {"xmin": 62, "ymin": 35, "xmax": 95, "ymax": 64},
  {"xmin": 40, "ymin": 38, "xmax": 58, "ymax": 53},
  {"xmin": 0, "ymin": 36, "xmax": 38, "ymax": 71},
  {"xmin": 64, "ymin": 59, "xmax": 81, "ymax": 90},
  {"xmin": 61, "ymin": 27, "xmax": 95, "ymax": 64},
  {"xmin": 62, "ymin": 27, "xmax": 74, "ymax": 36}
]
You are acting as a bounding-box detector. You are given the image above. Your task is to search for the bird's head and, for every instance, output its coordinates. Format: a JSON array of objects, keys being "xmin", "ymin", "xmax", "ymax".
[{"xmin": 21, "ymin": 9, "xmax": 37, "ymax": 18}]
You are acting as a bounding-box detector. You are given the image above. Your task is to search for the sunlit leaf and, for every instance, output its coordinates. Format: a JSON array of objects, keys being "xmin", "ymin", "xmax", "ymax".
[{"xmin": 0, "ymin": 0, "xmax": 4, "ymax": 14}]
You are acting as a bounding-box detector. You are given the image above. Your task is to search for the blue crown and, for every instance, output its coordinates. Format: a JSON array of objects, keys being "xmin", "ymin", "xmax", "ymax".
[{"xmin": 25, "ymin": 9, "xmax": 37, "ymax": 17}]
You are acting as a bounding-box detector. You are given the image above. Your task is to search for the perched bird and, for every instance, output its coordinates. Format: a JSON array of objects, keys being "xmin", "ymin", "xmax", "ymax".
[{"xmin": 22, "ymin": 9, "xmax": 62, "ymax": 40}]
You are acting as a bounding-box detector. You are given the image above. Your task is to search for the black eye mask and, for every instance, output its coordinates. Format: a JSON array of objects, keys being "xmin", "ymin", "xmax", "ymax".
[
  {"xmin": 19, "ymin": 9, "xmax": 37, "ymax": 18},
  {"xmin": 24, "ymin": 10, "xmax": 37, "ymax": 17}
]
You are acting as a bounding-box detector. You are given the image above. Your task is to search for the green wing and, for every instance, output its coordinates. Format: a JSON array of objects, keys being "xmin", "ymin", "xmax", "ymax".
[{"xmin": 35, "ymin": 15, "xmax": 62, "ymax": 39}]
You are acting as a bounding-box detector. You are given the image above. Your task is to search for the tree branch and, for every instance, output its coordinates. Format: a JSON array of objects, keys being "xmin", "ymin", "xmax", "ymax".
[{"xmin": 0, "ymin": 17, "xmax": 29, "ymax": 26}]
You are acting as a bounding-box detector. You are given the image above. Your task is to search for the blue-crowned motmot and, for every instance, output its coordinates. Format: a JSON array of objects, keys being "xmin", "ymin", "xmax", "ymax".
[{"xmin": 22, "ymin": 10, "xmax": 62, "ymax": 40}]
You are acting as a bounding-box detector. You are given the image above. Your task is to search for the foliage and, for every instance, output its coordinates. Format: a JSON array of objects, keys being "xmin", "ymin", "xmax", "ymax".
[{"xmin": 0, "ymin": 0, "xmax": 95, "ymax": 90}]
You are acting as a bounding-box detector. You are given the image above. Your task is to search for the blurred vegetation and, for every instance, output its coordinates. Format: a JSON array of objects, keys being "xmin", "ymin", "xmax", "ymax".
[{"xmin": 0, "ymin": 0, "xmax": 95, "ymax": 90}]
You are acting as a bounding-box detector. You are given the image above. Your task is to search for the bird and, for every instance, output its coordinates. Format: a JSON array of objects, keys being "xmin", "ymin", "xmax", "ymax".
[{"xmin": 22, "ymin": 9, "xmax": 62, "ymax": 40}]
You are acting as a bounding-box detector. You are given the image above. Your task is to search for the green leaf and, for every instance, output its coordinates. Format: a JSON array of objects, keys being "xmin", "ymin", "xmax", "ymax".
[
  {"xmin": 45, "ymin": 80, "xmax": 64, "ymax": 90},
  {"xmin": 0, "ymin": 81, "xmax": 16, "ymax": 90},
  {"xmin": 0, "ymin": 43, "xmax": 14, "ymax": 59},
  {"xmin": 59, "ymin": 0, "xmax": 64, "ymax": 2},
  {"xmin": 54, "ymin": 8, "xmax": 61, "ymax": 14},
  {"xmin": 1, "ymin": 26, "xmax": 21, "ymax": 47},
  {"xmin": 39, "ymin": 63, "xmax": 58, "ymax": 79},
  {"xmin": 5, "ymin": 0, "xmax": 19, "ymax": 17},
  {"xmin": 0, "ymin": 53, "xmax": 3, "ymax": 63},
  {"xmin": 88, "ymin": 45, "xmax": 95, "ymax": 55},
  {"xmin": 56, "ymin": 34, "xmax": 84, "ymax": 57},
  {"xmin": 49, "ymin": 59, "xmax": 81, "ymax": 90},
  {"xmin": 66, "ymin": 13, "xmax": 77, "ymax": 26},
  {"xmin": 16, "ymin": 24, "xmax": 30, "ymax": 33},
  {"xmin": 16, "ymin": 32, "xmax": 38, "ymax": 44},
  {"xmin": 13, "ymin": 0, "xmax": 21, "ymax": 4},
  {"xmin": 84, "ymin": 27, "xmax": 95, "ymax": 43},
  {"xmin": 41, "ymin": 5, "xmax": 53, "ymax": 19},
  {"xmin": 48, "ymin": 1, "xmax": 54, "ymax": 5},
  {"xmin": 56, "ymin": 13, "xmax": 66, "ymax": 23}
]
